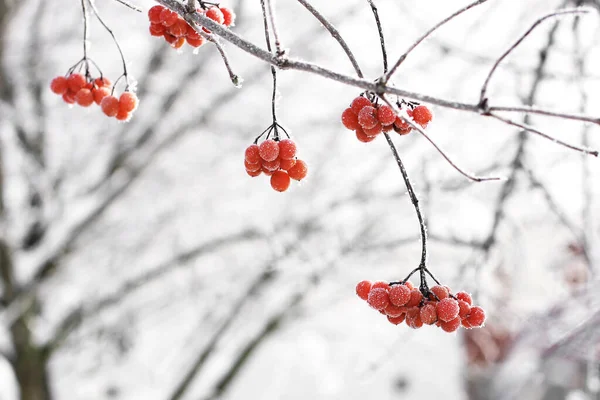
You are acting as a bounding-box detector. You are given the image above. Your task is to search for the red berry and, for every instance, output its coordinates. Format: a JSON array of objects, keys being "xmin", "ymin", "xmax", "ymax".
[
  {"xmin": 119, "ymin": 92, "xmax": 138, "ymax": 113},
  {"xmin": 394, "ymin": 115, "xmax": 410, "ymax": 130},
  {"xmin": 341, "ymin": 108, "xmax": 359, "ymax": 130},
  {"xmin": 75, "ymin": 88, "xmax": 94, "ymax": 107},
  {"xmin": 412, "ymin": 105, "xmax": 432, "ymax": 126},
  {"xmin": 247, "ymin": 168, "xmax": 261, "ymax": 177},
  {"xmin": 160, "ymin": 9, "xmax": 178, "ymax": 27},
  {"xmin": 467, "ymin": 306, "xmax": 486, "ymax": 327},
  {"xmin": 350, "ymin": 96, "xmax": 372, "ymax": 114},
  {"xmin": 436, "ymin": 298, "xmax": 460, "ymax": 322},
  {"xmin": 387, "ymin": 314, "xmax": 406, "ymax": 325},
  {"xmin": 115, "ymin": 109, "xmax": 131, "ymax": 122},
  {"xmin": 377, "ymin": 105, "xmax": 396, "ymax": 126},
  {"xmin": 405, "ymin": 288, "xmax": 423, "ymax": 307},
  {"xmin": 100, "ymin": 96, "xmax": 120, "ymax": 117},
  {"xmin": 456, "ymin": 291, "xmax": 472, "ymax": 305},
  {"xmin": 363, "ymin": 122, "xmax": 382, "ymax": 137},
  {"xmin": 384, "ymin": 303, "xmax": 406, "ymax": 318},
  {"xmin": 389, "ymin": 284, "xmax": 411, "ymax": 306},
  {"xmin": 259, "ymin": 139, "xmax": 279, "ymax": 162},
  {"xmin": 94, "ymin": 77, "xmax": 112, "ymax": 88},
  {"xmin": 67, "ymin": 73, "xmax": 86, "ymax": 92},
  {"xmin": 458, "ymin": 300, "xmax": 471, "ymax": 318},
  {"xmin": 62, "ymin": 91, "xmax": 76, "ymax": 104},
  {"xmin": 371, "ymin": 281, "xmax": 389, "ymax": 291},
  {"xmin": 287, "ymin": 159, "xmax": 307, "ymax": 181},
  {"xmin": 278, "ymin": 139, "xmax": 296, "ymax": 160},
  {"xmin": 50, "ymin": 76, "xmax": 68, "ymax": 95},
  {"xmin": 396, "ymin": 127, "xmax": 412, "ymax": 136},
  {"xmin": 163, "ymin": 33, "xmax": 178, "ymax": 44},
  {"xmin": 356, "ymin": 280, "xmax": 371, "ymax": 301},
  {"xmin": 270, "ymin": 170, "xmax": 291, "ymax": 192},
  {"xmin": 430, "ymin": 285, "xmax": 449, "ymax": 301},
  {"xmin": 406, "ymin": 308, "xmax": 423, "ymax": 329},
  {"xmin": 420, "ymin": 303, "xmax": 437, "ymax": 325},
  {"xmin": 245, "ymin": 144, "xmax": 260, "ymax": 164},
  {"xmin": 148, "ymin": 5, "xmax": 164, "ymax": 24},
  {"xmin": 261, "ymin": 167, "xmax": 274, "ymax": 176},
  {"xmin": 205, "ymin": 6, "xmax": 224, "ymax": 24},
  {"xmin": 150, "ymin": 23, "xmax": 165, "ymax": 38},
  {"xmin": 220, "ymin": 7, "xmax": 235, "ymax": 26},
  {"xmin": 171, "ymin": 37, "xmax": 186, "ymax": 49},
  {"xmin": 280, "ymin": 158, "xmax": 296, "ymax": 171},
  {"xmin": 357, "ymin": 106, "xmax": 378, "ymax": 130},
  {"xmin": 404, "ymin": 281, "xmax": 415, "ymax": 290},
  {"xmin": 168, "ymin": 19, "xmax": 189, "ymax": 37},
  {"xmin": 92, "ymin": 87, "xmax": 110, "ymax": 105},
  {"xmin": 367, "ymin": 288, "xmax": 390, "ymax": 310},
  {"xmin": 244, "ymin": 159, "xmax": 260, "ymax": 172},
  {"xmin": 356, "ymin": 127, "xmax": 375, "ymax": 143},
  {"xmin": 440, "ymin": 317, "xmax": 461, "ymax": 332},
  {"xmin": 382, "ymin": 124, "xmax": 394, "ymax": 133},
  {"xmin": 186, "ymin": 36, "xmax": 205, "ymax": 47},
  {"xmin": 187, "ymin": 24, "xmax": 201, "ymax": 40},
  {"xmin": 261, "ymin": 158, "xmax": 280, "ymax": 171}
]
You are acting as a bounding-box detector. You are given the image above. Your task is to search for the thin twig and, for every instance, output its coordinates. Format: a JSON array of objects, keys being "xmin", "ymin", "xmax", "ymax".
[
  {"xmin": 381, "ymin": 95, "xmax": 504, "ymax": 182},
  {"xmin": 260, "ymin": 0, "xmax": 280, "ymax": 128},
  {"xmin": 365, "ymin": 0, "xmax": 387, "ymax": 73},
  {"xmin": 489, "ymin": 112, "xmax": 598, "ymax": 156},
  {"xmin": 479, "ymin": 8, "xmax": 589, "ymax": 104},
  {"xmin": 265, "ymin": 0, "xmax": 284, "ymax": 56},
  {"xmin": 385, "ymin": 0, "xmax": 488, "ymax": 81},
  {"xmin": 112, "ymin": 0, "xmax": 142, "ymax": 12},
  {"xmin": 383, "ymin": 133, "xmax": 427, "ymax": 267},
  {"xmin": 489, "ymin": 105, "xmax": 600, "ymax": 125},
  {"xmin": 296, "ymin": 0, "xmax": 363, "ymax": 78}
]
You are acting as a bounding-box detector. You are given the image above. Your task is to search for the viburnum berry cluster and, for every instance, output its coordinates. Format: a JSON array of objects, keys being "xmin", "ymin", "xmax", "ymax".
[
  {"xmin": 244, "ymin": 137, "xmax": 308, "ymax": 192},
  {"xmin": 356, "ymin": 280, "xmax": 485, "ymax": 332},
  {"xmin": 50, "ymin": 72, "xmax": 139, "ymax": 122},
  {"xmin": 147, "ymin": 3, "xmax": 235, "ymax": 49},
  {"xmin": 341, "ymin": 94, "xmax": 433, "ymax": 143}
]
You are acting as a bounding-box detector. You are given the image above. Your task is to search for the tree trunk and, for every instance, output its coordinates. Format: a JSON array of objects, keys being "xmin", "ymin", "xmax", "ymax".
[{"xmin": 10, "ymin": 314, "xmax": 52, "ymax": 400}]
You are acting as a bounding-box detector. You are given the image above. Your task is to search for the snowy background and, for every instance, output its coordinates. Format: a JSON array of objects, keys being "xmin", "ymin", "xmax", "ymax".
[{"xmin": 1, "ymin": 0, "xmax": 599, "ymax": 399}]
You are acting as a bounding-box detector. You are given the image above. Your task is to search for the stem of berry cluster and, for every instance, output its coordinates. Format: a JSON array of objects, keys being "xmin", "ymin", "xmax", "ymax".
[
  {"xmin": 260, "ymin": 0, "xmax": 281, "ymax": 138},
  {"xmin": 81, "ymin": 0, "xmax": 89, "ymax": 61}
]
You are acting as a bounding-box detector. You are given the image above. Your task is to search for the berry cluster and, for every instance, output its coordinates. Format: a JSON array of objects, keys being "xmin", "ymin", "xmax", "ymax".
[
  {"xmin": 356, "ymin": 280, "xmax": 485, "ymax": 332},
  {"xmin": 50, "ymin": 73, "xmax": 139, "ymax": 121},
  {"xmin": 244, "ymin": 139, "xmax": 308, "ymax": 192},
  {"xmin": 341, "ymin": 95, "xmax": 433, "ymax": 143},
  {"xmin": 147, "ymin": 4, "xmax": 235, "ymax": 49}
]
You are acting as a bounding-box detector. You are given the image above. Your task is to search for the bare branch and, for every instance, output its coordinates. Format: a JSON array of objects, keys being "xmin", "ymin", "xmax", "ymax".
[
  {"xmin": 479, "ymin": 8, "xmax": 589, "ymax": 104},
  {"xmin": 385, "ymin": 0, "xmax": 489, "ymax": 80},
  {"xmin": 265, "ymin": 0, "xmax": 283, "ymax": 56},
  {"xmin": 489, "ymin": 112, "xmax": 598, "ymax": 156},
  {"xmin": 488, "ymin": 105, "xmax": 600, "ymax": 124}
]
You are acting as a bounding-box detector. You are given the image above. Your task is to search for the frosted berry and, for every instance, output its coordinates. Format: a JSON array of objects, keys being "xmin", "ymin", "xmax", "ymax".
[
  {"xmin": 280, "ymin": 158, "xmax": 296, "ymax": 171},
  {"xmin": 160, "ymin": 9, "xmax": 178, "ymax": 27},
  {"xmin": 456, "ymin": 291, "xmax": 472, "ymax": 305},
  {"xmin": 357, "ymin": 106, "xmax": 378, "ymax": 130},
  {"xmin": 440, "ymin": 317, "xmax": 461, "ymax": 332},
  {"xmin": 94, "ymin": 77, "xmax": 111, "ymax": 88},
  {"xmin": 247, "ymin": 169, "xmax": 261, "ymax": 177},
  {"xmin": 148, "ymin": 5, "xmax": 164, "ymax": 24},
  {"xmin": 288, "ymin": 159, "xmax": 307, "ymax": 181},
  {"xmin": 270, "ymin": 170, "xmax": 291, "ymax": 192},
  {"xmin": 278, "ymin": 139, "xmax": 296, "ymax": 160},
  {"xmin": 387, "ymin": 314, "xmax": 406, "ymax": 325},
  {"xmin": 436, "ymin": 298, "xmax": 459, "ymax": 322},
  {"xmin": 467, "ymin": 306, "xmax": 486, "ymax": 327},
  {"xmin": 367, "ymin": 288, "xmax": 390, "ymax": 310},
  {"xmin": 245, "ymin": 144, "xmax": 261, "ymax": 164},
  {"xmin": 356, "ymin": 127, "xmax": 375, "ymax": 143},
  {"xmin": 75, "ymin": 88, "xmax": 94, "ymax": 107},
  {"xmin": 420, "ymin": 303, "xmax": 437, "ymax": 325},
  {"xmin": 168, "ymin": 19, "xmax": 189, "ymax": 37},
  {"xmin": 412, "ymin": 105, "xmax": 432, "ymax": 126},
  {"xmin": 244, "ymin": 160, "xmax": 261, "ymax": 172},
  {"xmin": 389, "ymin": 284, "xmax": 411, "ymax": 306},
  {"xmin": 458, "ymin": 300, "xmax": 471, "ymax": 318},
  {"xmin": 171, "ymin": 37, "xmax": 186, "ymax": 49},
  {"xmin": 384, "ymin": 303, "xmax": 406, "ymax": 318},
  {"xmin": 363, "ymin": 122, "xmax": 382, "ymax": 137},
  {"xmin": 163, "ymin": 33, "xmax": 177, "ymax": 44},
  {"xmin": 100, "ymin": 96, "xmax": 120, "ymax": 117},
  {"xmin": 430, "ymin": 285, "xmax": 449, "ymax": 301},
  {"xmin": 186, "ymin": 37, "xmax": 205, "ymax": 47},
  {"xmin": 259, "ymin": 140, "xmax": 279, "ymax": 162},
  {"xmin": 405, "ymin": 289, "xmax": 423, "ymax": 307},
  {"xmin": 119, "ymin": 92, "xmax": 138, "ymax": 113},
  {"xmin": 67, "ymin": 73, "xmax": 86, "ymax": 92},
  {"xmin": 220, "ymin": 7, "xmax": 236, "ymax": 26},
  {"xmin": 356, "ymin": 280, "xmax": 371, "ymax": 301},
  {"xmin": 371, "ymin": 281, "xmax": 390, "ymax": 291},
  {"xmin": 350, "ymin": 96, "xmax": 372, "ymax": 114},
  {"xmin": 50, "ymin": 76, "xmax": 68, "ymax": 95},
  {"xmin": 116, "ymin": 109, "xmax": 130, "ymax": 122},
  {"xmin": 261, "ymin": 158, "xmax": 280, "ymax": 172},
  {"xmin": 93, "ymin": 87, "xmax": 110, "ymax": 105},
  {"xmin": 205, "ymin": 7, "xmax": 224, "ymax": 24},
  {"xmin": 62, "ymin": 92, "xmax": 76, "ymax": 104},
  {"xmin": 341, "ymin": 108, "xmax": 359, "ymax": 130},
  {"xmin": 377, "ymin": 105, "xmax": 396, "ymax": 126}
]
